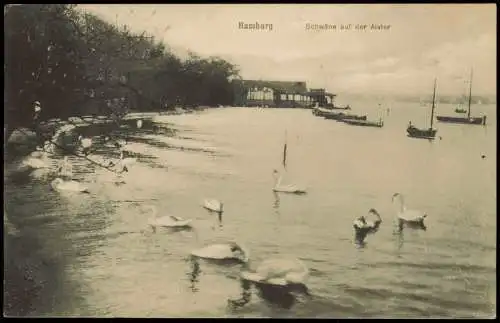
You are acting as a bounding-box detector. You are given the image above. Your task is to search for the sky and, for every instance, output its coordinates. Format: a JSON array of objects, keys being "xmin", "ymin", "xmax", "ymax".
[{"xmin": 79, "ymin": 4, "xmax": 496, "ymax": 97}]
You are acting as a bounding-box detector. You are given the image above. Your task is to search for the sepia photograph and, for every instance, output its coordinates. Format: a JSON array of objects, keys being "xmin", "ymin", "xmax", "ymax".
[{"xmin": 3, "ymin": 3, "xmax": 496, "ymax": 318}]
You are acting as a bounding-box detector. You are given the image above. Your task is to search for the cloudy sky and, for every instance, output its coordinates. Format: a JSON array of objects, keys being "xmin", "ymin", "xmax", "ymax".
[{"xmin": 79, "ymin": 4, "xmax": 496, "ymax": 96}]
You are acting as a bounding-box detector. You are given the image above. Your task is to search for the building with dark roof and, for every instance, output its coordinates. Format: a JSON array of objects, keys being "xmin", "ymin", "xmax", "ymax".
[{"xmin": 232, "ymin": 79, "xmax": 335, "ymax": 108}]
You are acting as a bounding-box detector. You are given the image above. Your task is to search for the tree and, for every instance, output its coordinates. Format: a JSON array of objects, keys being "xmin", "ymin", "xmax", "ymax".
[
  {"xmin": 5, "ymin": 4, "xmax": 86, "ymax": 132},
  {"xmin": 4, "ymin": 4, "xmax": 242, "ymax": 143}
]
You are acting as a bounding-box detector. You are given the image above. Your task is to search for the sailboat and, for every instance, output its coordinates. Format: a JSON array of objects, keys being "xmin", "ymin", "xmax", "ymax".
[
  {"xmin": 341, "ymin": 103, "xmax": 384, "ymax": 128},
  {"xmin": 406, "ymin": 78, "xmax": 438, "ymax": 140},
  {"xmin": 454, "ymin": 85, "xmax": 468, "ymax": 114},
  {"xmin": 436, "ymin": 69, "xmax": 487, "ymax": 125}
]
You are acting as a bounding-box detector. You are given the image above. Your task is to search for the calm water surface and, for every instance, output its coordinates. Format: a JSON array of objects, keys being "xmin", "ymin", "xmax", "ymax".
[{"xmin": 4, "ymin": 101, "xmax": 496, "ymax": 318}]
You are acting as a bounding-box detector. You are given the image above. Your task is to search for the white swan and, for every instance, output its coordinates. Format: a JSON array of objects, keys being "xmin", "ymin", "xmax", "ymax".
[
  {"xmin": 229, "ymin": 257, "xmax": 311, "ymax": 309},
  {"xmin": 51, "ymin": 178, "xmax": 89, "ymax": 193},
  {"xmin": 78, "ymin": 135, "xmax": 92, "ymax": 155},
  {"xmin": 145, "ymin": 205, "xmax": 192, "ymax": 232},
  {"xmin": 190, "ymin": 242, "xmax": 249, "ymax": 263},
  {"xmin": 22, "ymin": 156, "xmax": 50, "ymax": 169},
  {"xmin": 353, "ymin": 208, "xmax": 382, "ymax": 244},
  {"xmin": 203, "ymin": 199, "xmax": 223, "ymax": 213},
  {"xmin": 240, "ymin": 258, "xmax": 309, "ymax": 287},
  {"xmin": 203, "ymin": 198, "xmax": 224, "ymax": 226},
  {"xmin": 392, "ymin": 193, "xmax": 428, "ymax": 231},
  {"xmin": 272, "ymin": 169, "xmax": 306, "ymax": 194},
  {"xmin": 136, "ymin": 119, "xmax": 143, "ymax": 129},
  {"xmin": 21, "ymin": 151, "xmax": 50, "ymax": 170}
]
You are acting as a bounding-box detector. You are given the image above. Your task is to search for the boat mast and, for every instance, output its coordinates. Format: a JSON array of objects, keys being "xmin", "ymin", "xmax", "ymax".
[
  {"xmin": 430, "ymin": 78, "xmax": 437, "ymax": 129},
  {"xmin": 467, "ymin": 68, "xmax": 473, "ymax": 119},
  {"xmin": 282, "ymin": 130, "xmax": 288, "ymax": 170}
]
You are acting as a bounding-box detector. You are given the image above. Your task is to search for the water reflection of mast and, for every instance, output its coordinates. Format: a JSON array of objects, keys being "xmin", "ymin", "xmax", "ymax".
[{"xmin": 187, "ymin": 257, "xmax": 201, "ymax": 293}]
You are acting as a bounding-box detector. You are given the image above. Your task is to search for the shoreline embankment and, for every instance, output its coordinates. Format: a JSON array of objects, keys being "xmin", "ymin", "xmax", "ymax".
[{"xmin": 3, "ymin": 107, "xmax": 205, "ymax": 316}]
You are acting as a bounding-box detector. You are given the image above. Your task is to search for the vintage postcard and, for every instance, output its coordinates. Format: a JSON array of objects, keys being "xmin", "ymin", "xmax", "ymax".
[{"xmin": 3, "ymin": 4, "xmax": 496, "ymax": 318}]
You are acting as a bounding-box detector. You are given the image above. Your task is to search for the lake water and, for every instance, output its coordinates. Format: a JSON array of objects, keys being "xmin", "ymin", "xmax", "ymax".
[{"xmin": 3, "ymin": 101, "xmax": 497, "ymax": 318}]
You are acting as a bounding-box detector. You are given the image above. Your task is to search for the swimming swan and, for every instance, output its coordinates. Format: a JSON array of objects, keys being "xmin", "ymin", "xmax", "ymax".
[
  {"xmin": 203, "ymin": 199, "xmax": 223, "ymax": 212},
  {"xmin": 21, "ymin": 154, "xmax": 50, "ymax": 170},
  {"xmin": 392, "ymin": 193, "xmax": 428, "ymax": 231},
  {"xmin": 229, "ymin": 258, "xmax": 311, "ymax": 309},
  {"xmin": 241, "ymin": 258, "xmax": 309, "ymax": 287},
  {"xmin": 203, "ymin": 198, "xmax": 224, "ymax": 226},
  {"xmin": 145, "ymin": 205, "xmax": 192, "ymax": 232},
  {"xmin": 77, "ymin": 135, "xmax": 92, "ymax": 155},
  {"xmin": 272, "ymin": 169, "xmax": 306, "ymax": 194},
  {"xmin": 353, "ymin": 208, "xmax": 382, "ymax": 244},
  {"xmin": 21, "ymin": 144, "xmax": 52, "ymax": 170},
  {"xmin": 190, "ymin": 242, "xmax": 249, "ymax": 263},
  {"xmin": 51, "ymin": 178, "xmax": 90, "ymax": 193}
]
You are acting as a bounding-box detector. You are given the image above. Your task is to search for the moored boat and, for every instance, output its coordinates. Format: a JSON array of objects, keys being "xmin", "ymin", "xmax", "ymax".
[
  {"xmin": 407, "ymin": 78, "xmax": 438, "ymax": 140},
  {"xmin": 312, "ymin": 107, "xmax": 337, "ymax": 117},
  {"xmin": 324, "ymin": 112, "xmax": 367, "ymax": 121},
  {"xmin": 436, "ymin": 115, "xmax": 486, "ymax": 125},
  {"xmin": 436, "ymin": 68, "xmax": 487, "ymax": 126},
  {"xmin": 407, "ymin": 125, "xmax": 437, "ymax": 139},
  {"xmin": 342, "ymin": 118, "xmax": 384, "ymax": 128}
]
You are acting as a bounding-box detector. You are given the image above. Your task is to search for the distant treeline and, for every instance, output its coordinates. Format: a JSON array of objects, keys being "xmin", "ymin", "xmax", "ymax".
[
  {"xmin": 389, "ymin": 94, "xmax": 495, "ymax": 105},
  {"xmin": 341, "ymin": 93, "xmax": 496, "ymax": 105},
  {"xmin": 4, "ymin": 4, "xmax": 240, "ymax": 136},
  {"xmin": 418, "ymin": 96, "xmax": 495, "ymax": 105}
]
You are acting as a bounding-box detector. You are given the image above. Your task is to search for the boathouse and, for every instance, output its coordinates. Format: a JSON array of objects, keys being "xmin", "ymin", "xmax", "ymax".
[{"xmin": 232, "ymin": 79, "xmax": 335, "ymax": 108}]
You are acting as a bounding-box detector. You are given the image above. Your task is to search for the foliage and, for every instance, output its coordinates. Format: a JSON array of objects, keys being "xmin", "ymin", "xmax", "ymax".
[{"xmin": 4, "ymin": 4, "xmax": 240, "ymax": 138}]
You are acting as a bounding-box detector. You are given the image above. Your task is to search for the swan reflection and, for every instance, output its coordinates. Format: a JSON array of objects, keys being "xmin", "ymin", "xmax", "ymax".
[
  {"xmin": 228, "ymin": 258, "xmax": 311, "ymax": 310},
  {"xmin": 228, "ymin": 278, "xmax": 311, "ymax": 310},
  {"xmin": 353, "ymin": 208, "xmax": 382, "ymax": 248},
  {"xmin": 187, "ymin": 257, "xmax": 201, "ymax": 293}
]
